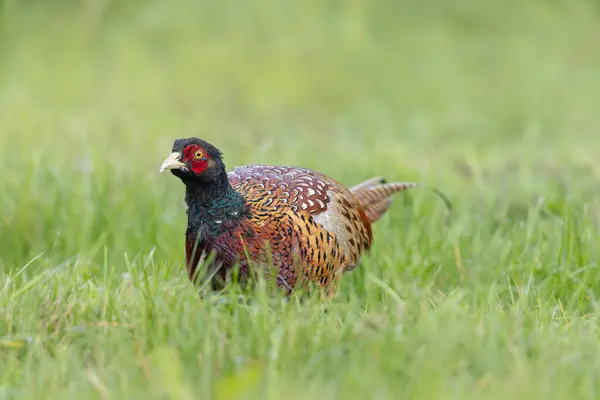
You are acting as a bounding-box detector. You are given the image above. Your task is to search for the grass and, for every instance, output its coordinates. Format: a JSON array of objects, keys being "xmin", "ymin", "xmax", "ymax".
[{"xmin": 2, "ymin": 0, "xmax": 600, "ymax": 398}]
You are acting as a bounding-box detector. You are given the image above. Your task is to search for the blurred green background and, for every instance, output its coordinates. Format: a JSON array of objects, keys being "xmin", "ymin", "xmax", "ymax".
[
  {"xmin": 2, "ymin": 0, "xmax": 599, "ymax": 270},
  {"xmin": 2, "ymin": 1, "xmax": 600, "ymax": 398}
]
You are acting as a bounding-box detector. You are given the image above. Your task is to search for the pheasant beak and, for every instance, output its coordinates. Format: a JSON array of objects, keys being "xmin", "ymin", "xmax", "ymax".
[{"xmin": 160, "ymin": 152, "xmax": 187, "ymax": 172}]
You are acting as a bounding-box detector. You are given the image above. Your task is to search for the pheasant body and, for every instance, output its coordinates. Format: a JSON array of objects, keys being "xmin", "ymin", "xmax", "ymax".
[{"xmin": 160, "ymin": 137, "xmax": 428, "ymax": 296}]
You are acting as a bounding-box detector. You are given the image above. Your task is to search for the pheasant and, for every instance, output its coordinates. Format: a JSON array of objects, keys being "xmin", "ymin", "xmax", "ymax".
[{"xmin": 160, "ymin": 137, "xmax": 450, "ymax": 297}]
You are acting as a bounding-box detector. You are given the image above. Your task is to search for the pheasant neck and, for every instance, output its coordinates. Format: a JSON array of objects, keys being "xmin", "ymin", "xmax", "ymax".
[{"xmin": 184, "ymin": 172, "xmax": 248, "ymax": 236}]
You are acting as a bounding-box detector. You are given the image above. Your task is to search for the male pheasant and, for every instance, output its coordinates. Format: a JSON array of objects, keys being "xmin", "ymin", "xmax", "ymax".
[{"xmin": 160, "ymin": 137, "xmax": 449, "ymax": 297}]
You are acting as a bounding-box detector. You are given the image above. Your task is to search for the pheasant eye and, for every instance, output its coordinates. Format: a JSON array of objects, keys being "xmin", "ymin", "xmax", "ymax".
[{"xmin": 194, "ymin": 150, "xmax": 203, "ymax": 159}]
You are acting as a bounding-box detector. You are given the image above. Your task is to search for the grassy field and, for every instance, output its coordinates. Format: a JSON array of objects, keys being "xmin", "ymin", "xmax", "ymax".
[{"xmin": 2, "ymin": 0, "xmax": 600, "ymax": 398}]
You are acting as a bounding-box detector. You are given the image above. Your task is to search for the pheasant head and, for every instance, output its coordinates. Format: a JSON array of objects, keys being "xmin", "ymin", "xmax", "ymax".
[{"xmin": 159, "ymin": 137, "xmax": 227, "ymax": 185}]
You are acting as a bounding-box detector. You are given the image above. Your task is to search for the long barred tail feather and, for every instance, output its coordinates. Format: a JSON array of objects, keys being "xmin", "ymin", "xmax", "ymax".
[{"xmin": 351, "ymin": 179, "xmax": 452, "ymax": 224}]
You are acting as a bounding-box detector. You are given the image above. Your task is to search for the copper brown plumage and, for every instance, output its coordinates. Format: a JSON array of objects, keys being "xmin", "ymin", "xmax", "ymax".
[{"xmin": 160, "ymin": 137, "xmax": 450, "ymax": 297}]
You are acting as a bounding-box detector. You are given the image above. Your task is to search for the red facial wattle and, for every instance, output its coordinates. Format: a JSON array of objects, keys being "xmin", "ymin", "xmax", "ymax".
[
  {"xmin": 189, "ymin": 159, "xmax": 208, "ymax": 174},
  {"xmin": 182, "ymin": 145, "xmax": 211, "ymax": 175}
]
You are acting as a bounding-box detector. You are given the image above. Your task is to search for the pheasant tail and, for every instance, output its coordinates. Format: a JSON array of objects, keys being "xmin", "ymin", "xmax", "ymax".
[{"xmin": 351, "ymin": 180, "xmax": 419, "ymax": 223}]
